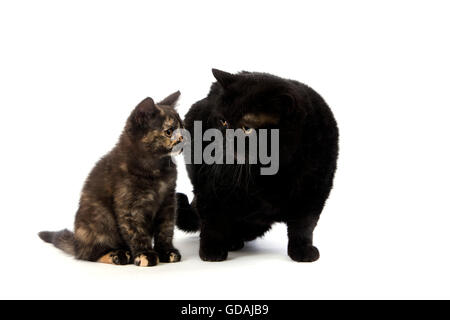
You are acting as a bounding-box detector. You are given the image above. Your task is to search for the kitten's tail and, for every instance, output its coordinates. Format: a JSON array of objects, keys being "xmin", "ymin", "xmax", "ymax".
[
  {"xmin": 176, "ymin": 193, "xmax": 200, "ymax": 232},
  {"xmin": 38, "ymin": 229, "xmax": 75, "ymax": 256}
]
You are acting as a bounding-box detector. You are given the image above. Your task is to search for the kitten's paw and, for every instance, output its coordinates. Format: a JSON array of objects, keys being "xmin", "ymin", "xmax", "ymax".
[
  {"xmin": 134, "ymin": 251, "xmax": 159, "ymax": 267},
  {"xmin": 288, "ymin": 244, "xmax": 320, "ymax": 262},
  {"xmin": 199, "ymin": 246, "xmax": 228, "ymax": 262},
  {"xmin": 228, "ymin": 240, "xmax": 245, "ymax": 251},
  {"xmin": 113, "ymin": 250, "xmax": 132, "ymax": 265},
  {"xmin": 157, "ymin": 248, "xmax": 181, "ymax": 263},
  {"xmin": 97, "ymin": 250, "xmax": 131, "ymax": 265}
]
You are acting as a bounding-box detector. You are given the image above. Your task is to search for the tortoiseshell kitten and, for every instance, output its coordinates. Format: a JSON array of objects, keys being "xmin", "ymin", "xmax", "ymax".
[{"xmin": 39, "ymin": 92, "xmax": 184, "ymax": 267}]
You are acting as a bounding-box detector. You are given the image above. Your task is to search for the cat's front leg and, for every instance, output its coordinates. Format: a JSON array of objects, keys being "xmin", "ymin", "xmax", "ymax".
[
  {"xmin": 116, "ymin": 204, "xmax": 159, "ymax": 267},
  {"xmin": 154, "ymin": 192, "xmax": 181, "ymax": 263},
  {"xmin": 286, "ymin": 215, "xmax": 320, "ymax": 262},
  {"xmin": 285, "ymin": 175, "xmax": 331, "ymax": 262},
  {"xmin": 199, "ymin": 216, "xmax": 229, "ymax": 262}
]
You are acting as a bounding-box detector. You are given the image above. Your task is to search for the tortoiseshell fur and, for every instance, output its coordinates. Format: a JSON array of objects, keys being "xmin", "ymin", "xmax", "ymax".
[{"xmin": 39, "ymin": 92, "xmax": 184, "ymax": 267}]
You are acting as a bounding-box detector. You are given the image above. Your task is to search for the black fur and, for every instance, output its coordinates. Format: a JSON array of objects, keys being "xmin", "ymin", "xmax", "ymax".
[
  {"xmin": 176, "ymin": 193, "xmax": 200, "ymax": 232},
  {"xmin": 177, "ymin": 69, "xmax": 339, "ymax": 262}
]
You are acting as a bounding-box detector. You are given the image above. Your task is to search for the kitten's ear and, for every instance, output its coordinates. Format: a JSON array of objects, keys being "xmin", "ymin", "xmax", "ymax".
[
  {"xmin": 136, "ymin": 97, "xmax": 156, "ymax": 113},
  {"xmin": 132, "ymin": 97, "xmax": 157, "ymax": 127},
  {"xmin": 158, "ymin": 91, "xmax": 181, "ymax": 108},
  {"xmin": 212, "ymin": 68, "xmax": 237, "ymax": 88}
]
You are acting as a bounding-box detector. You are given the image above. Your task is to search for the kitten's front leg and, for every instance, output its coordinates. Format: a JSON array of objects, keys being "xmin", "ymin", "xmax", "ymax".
[
  {"xmin": 116, "ymin": 204, "xmax": 159, "ymax": 267},
  {"xmin": 154, "ymin": 192, "xmax": 181, "ymax": 263}
]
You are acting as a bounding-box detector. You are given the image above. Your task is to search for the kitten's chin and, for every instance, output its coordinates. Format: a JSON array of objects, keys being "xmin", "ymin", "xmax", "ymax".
[
  {"xmin": 167, "ymin": 148, "xmax": 183, "ymax": 157},
  {"xmin": 168, "ymin": 143, "xmax": 183, "ymax": 157}
]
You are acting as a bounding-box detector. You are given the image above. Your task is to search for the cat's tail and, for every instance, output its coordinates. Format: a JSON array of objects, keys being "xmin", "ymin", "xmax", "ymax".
[
  {"xmin": 38, "ymin": 229, "xmax": 75, "ymax": 256},
  {"xmin": 176, "ymin": 193, "xmax": 200, "ymax": 232}
]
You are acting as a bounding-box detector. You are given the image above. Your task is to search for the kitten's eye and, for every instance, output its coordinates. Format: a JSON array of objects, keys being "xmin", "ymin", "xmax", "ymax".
[
  {"xmin": 165, "ymin": 128, "xmax": 173, "ymax": 137},
  {"xmin": 242, "ymin": 126, "xmax": 253, "ymax": 134},
  {"xmin": 220, "ymin": 120, "xmax": 228, "ymax": 128}
]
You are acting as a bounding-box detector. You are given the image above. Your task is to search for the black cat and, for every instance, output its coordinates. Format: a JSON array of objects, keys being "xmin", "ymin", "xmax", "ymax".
[{"xmin": 177, "ymin": 69, "xmax": 338, "ymax": 262}]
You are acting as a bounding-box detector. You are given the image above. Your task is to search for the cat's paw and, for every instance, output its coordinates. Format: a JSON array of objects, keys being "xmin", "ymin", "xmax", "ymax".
[
  {"xmin": 134, "ymin": 251, "xmax": 159, "ymax": 267},
  {"xmin": 288, "ymin": 244, "xmax": 320, "ymax": 262},
  {"xmin": 114, "ymin": 250, "xmax": 131, "ymax": 265},
  {"xmin": 199, "ymin": 246, "xmax": 228, "ymax": 262},
  {"xmin": 157, "ymin": 248, "xmax": 181, "ymax": 263},
  {"xmin": 97, "ymin": 250, "xmax": 131, "ymax": 265}
]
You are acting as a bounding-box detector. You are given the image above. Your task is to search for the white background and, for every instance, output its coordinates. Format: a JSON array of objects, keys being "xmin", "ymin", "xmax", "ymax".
[{"xmin": 1, "ymin": 0, "xmax": 449, "ymax": 299}]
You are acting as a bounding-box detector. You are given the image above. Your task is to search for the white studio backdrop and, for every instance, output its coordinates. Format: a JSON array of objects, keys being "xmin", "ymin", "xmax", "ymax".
[{"xmin": 0, "ymin": 0, "xmax": 449, "ymax": 299}]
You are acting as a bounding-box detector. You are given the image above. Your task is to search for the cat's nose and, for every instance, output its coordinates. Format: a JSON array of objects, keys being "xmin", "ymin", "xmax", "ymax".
[{"xmin": 178, "ymin": 135, "xmax": 184, "ymax": 142}]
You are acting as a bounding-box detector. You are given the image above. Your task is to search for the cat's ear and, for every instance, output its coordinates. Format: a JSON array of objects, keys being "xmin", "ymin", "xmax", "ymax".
[
  {"xmin": 132, "ymin": 97, "xmax": 157, "ymax": 127},
  {"xmin": 158, "ymin": 91, "xmax": 181, "ymax": 108},
  {"xmin": 212, "ymin": 68, "xmax": 237, "ymax": 88},
  {"xmin": 136, "ymin": 97, "xmax": 156, "ymax": 113}
]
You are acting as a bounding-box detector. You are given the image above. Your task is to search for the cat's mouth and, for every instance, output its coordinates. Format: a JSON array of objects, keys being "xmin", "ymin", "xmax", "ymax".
[
  {"xmin": 169, "ymin": 140, "xmax": 184, "ymax": 155},
  {"xmin": 172, "ymin": 139, "xmax": 184, "ymax": 148}
]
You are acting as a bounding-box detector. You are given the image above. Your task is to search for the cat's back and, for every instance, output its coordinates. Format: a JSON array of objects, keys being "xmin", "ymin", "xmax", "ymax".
[
  {"xmin": 80, "ymin": 150, "xmax": 119, "ymax": 203},
  {"xmin": 292, "ymin": 80, "xmax": 339, "ymax": 157}
]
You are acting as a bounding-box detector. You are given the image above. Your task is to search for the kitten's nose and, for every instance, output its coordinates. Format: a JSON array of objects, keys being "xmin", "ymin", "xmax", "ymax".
[{"xmin": 178, "ymin": 135, "xmax": 183, "ymax": 142}]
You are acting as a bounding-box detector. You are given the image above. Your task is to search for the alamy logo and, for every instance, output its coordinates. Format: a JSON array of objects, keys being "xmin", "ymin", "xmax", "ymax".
[{"xmin": 171, "ymin": 121, "xmax": 279, "ymax": 175}]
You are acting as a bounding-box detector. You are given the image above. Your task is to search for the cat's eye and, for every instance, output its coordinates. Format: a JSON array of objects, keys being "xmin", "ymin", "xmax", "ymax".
[
  {"xmin": 165, "ymin": 128, "xmax": 173, "ymax": 137},
  {"xmin": 242, "ymin": 126, "xmax": 253, "ymax": 134},
  {"xmin": 220, "ymin": 120, "xmax": 228, "ymax": 128}
]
